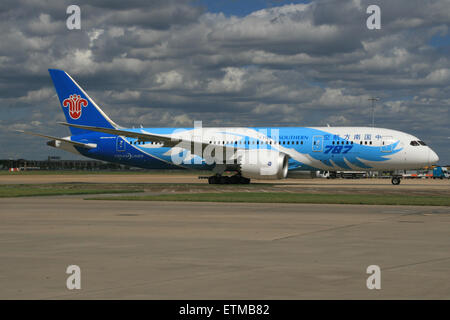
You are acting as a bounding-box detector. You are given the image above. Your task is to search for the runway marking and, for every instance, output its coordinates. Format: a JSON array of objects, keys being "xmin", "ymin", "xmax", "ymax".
[
  {"xmin": 270, "ymin": 209, "xmax": 430, "ymax": 241},
  {"xmin": 40, "ymin": 265, "xmax": 268, "ymax": 299},
  {"xmin": 271, "ymin": 223, "xmax": 362, "ymax": 241},
  {"xmin": 383, "ymin": 256, "xmax": 450, "ymax": 271}
]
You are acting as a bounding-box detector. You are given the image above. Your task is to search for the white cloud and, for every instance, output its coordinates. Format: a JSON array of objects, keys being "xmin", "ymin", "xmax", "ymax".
[
  {"xmin": 155, "ymin": 70, "xmax": 183, "ymax": 89},
  {"xmin": 88, "ymin": 29, "xmax": 105, "ymax": 47},
  {"xmin": 0, "ymin": 0, "xmax": 449, "ymax": 161},
  {"xmin": 315, "ymin": 88, "xmax": 368, "ymax": 109},
  {"xmin": 18, "ymin": 88, "xmax": 54, "ymax": 103},
  {"xmin": 207, "ymin": 67, "xmax": 246, "ymax": 93},
  {"xmin": 424, "ymin": 68, "xmax": 450, "ymax": 84}
]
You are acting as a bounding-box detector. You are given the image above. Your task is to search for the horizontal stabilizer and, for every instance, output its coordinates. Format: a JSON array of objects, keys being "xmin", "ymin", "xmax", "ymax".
[{"xmin": 16, "ymin": 130, "xmax": 97, "ymax": 149}]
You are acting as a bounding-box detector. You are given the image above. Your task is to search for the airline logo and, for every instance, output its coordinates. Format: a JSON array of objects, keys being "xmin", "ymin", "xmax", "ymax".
[{"xmin": 63, "ymin": 94, "xmax": 88, "ymax": 119}]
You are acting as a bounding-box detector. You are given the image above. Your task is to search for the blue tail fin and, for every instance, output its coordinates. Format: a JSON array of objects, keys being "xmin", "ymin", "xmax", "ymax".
[{"xmin": 48, "ymin": 69, "xmax": 118, "ymax": 135}]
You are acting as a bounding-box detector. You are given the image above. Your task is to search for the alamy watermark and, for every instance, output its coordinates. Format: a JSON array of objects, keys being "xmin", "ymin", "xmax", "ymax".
[
  {"xmin": 163, "ymin": 121, "xmax": 283, "ymax": 176},
  {"xmin": 66, "ymin": 5, "xmax": 81, "ymax": 30},
  {"xmin": 366, "ymin": 265, "xmax": 381, "ymax": 290},
  {"xmin": 366, "ymin": 5, "xmax": 381, "ymax": 30},
  {"xmin": 66, "ymin": 265, "xmax": 81, "ymax": 290}
]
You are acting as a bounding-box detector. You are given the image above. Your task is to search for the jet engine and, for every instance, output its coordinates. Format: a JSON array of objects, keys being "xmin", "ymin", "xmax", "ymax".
[{"xmin": 237, "ymin": 149, "xmax": 289, "ymax": 180}]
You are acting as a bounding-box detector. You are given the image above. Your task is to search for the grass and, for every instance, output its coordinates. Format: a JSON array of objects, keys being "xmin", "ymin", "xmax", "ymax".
[
  {"xmin": 0, "ymin": 184, "xmax": 143, "ymax": 198},
  {"xmin": 88, "ymin": 192, "xmax": 450, "ymax": 206},
  {"xmin": 0, "ymin": 170, "xmax": 210, "ymax": 175}
]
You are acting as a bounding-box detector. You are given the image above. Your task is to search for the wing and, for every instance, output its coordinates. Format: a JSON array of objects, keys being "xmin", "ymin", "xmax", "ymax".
[
  {"xmin": 58, "ymin": 122, "xmax": 239, "ymax": 159},
  {"xmin": 58, "ymin": 122, "xmax": 181, "ymax": 146}
]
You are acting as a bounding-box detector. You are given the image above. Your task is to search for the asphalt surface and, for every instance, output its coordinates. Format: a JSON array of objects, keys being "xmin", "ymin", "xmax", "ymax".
[{"xmin": 1, "ymin": 193, "xmax": 449, "ymax": 299}]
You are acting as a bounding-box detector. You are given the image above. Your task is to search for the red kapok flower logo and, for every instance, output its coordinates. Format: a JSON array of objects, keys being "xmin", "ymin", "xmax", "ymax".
[{"xmin": 63, "ymin": 94, "xmax": 88, "ymax": 120}]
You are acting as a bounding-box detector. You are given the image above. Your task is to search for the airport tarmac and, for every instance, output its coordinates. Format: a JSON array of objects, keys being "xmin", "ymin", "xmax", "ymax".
[
  {"xmin": 1, "ymin": 174, "xmax": 449, "ymax": 197},
  {"xmin": 1, "ymin": 194, "xmax": 449, "ymax": 299}
]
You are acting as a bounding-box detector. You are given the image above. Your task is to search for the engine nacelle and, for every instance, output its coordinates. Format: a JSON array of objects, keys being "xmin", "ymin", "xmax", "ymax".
[{"xmin": 237, "ymin": 149, "xmax": 289, "ymax": 180}]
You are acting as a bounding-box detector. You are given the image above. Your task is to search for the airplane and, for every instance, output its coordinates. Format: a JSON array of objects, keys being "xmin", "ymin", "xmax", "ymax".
[{"xmin": 19, "ymin": 69, "xmax": 439, "ymax": 185}]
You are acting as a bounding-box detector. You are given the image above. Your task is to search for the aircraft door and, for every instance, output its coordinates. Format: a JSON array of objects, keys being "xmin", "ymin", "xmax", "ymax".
[
  {"xmin": 381, "ymin": 136, "xmax": 393, "ymax": 153},
  {"xmin": 116, "ymin": 137, "xmax": 126, "ymax": 152},
  {"xmin": 312, "ymin": 136, "xmax": 323, "ymax": 152}
]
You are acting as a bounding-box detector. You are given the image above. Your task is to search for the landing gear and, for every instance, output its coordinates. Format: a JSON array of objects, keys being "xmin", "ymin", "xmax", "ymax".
[
  {"xmin": 208, "ymin": 174, "xmax": 250, "ymax": 184},
  {"xmin": 391, "ymin": 176, "xmax": 401, "ymax": 185}
]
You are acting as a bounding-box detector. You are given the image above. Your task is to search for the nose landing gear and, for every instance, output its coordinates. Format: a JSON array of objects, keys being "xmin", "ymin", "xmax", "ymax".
[{"xmin": 391, "ymin": 176, "xmax": 401, "ymax": 185}]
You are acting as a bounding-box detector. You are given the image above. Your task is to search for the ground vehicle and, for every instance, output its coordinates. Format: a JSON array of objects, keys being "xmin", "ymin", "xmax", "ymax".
[
  {"xmin": 318, "ymin": 170, "xmax": 367, "ymax": 179},
  {"xmin": 432, "ymin": 166, "xmax": 449, "ymax": 179}
]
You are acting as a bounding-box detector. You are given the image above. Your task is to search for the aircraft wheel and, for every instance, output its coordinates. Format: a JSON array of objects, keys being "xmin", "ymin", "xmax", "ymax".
[
  {"xmin": 219, "ymin": 176, "xmax": 230, "ymax": 184},
  {"xmin": 240, "ymin": 177, "xmax": 251, "ymax": 184},
  {"xmin": 208, "ymin": 176, "xmax": 221, "ymax": 184},
  {"xmin": 230, "ymin": 175, "xmax": 240, "ymax": 184},
  {"xmin": 391, "ymin": 177, "xmax": 401, "ymax": 185}
]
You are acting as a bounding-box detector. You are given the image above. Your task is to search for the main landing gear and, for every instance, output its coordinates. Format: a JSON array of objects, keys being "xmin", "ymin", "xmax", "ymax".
[
  {"xmin": 207, "ymin": 174, "xmax": 251, "ymax": 185},
  {"xmin": 391, "ymin": 176, "xmax": 401, "ymax": 185}
]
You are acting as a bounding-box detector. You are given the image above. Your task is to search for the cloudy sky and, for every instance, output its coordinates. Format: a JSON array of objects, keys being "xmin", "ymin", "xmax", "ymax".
[{"xmin": 0, "ymin": 0, "xmax": 449, "ymax": 163}]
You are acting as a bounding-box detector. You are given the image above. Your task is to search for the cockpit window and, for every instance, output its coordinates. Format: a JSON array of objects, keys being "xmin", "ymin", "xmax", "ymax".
[
  {"xmin": 418, "ymin": 141, "xmax": 427, "ymax": 146},
  {"xmin": 410, "ymin": 141, "xmax": 420, "ymax": 146}
]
